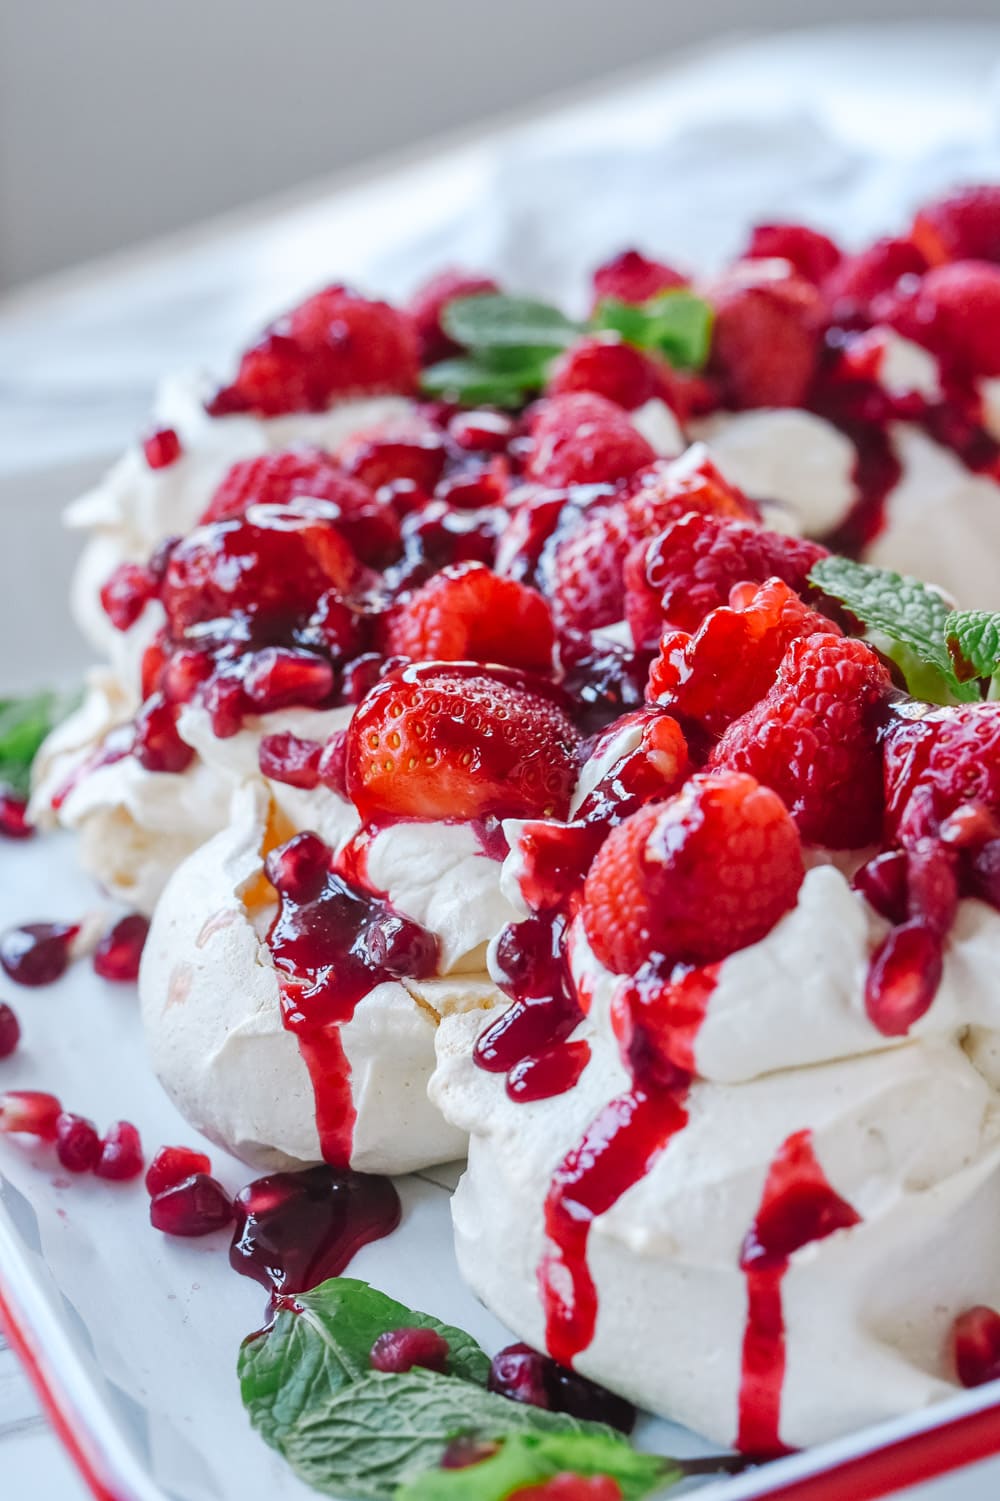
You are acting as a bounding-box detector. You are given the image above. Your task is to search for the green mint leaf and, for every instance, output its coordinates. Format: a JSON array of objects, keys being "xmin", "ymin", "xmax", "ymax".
[
  {"xmin": 280, "ymin": 1368, "xmax": 621, "ymax": 1501},
  {"xmin": 0, "ymin": 689, "xmax": 80, "ymax": 797},
  {"xmin": 808, "ymin": 557, "xmax": 979, "ymax": 704},
  {"xmin": 394, "ymin": 1431, "xmax": 674, "ymax": 1501},
  {"xmin": 441, "ymin": 295, "xmax": 580, "ymax": 353},
  {"xmin": 238, "ymin": 1278, "xmax": 490, "ymax": 1456},
  {"xmin": 419, "ymin": 354, "xmax": 549, "ymax": 407},
  {"xmin": 591, "ymin": 291, "xmax": 713, "ymax": 370},
  {"xmin": 944, "ymin": 610, "xmax": 1000, "ymax": 682}
]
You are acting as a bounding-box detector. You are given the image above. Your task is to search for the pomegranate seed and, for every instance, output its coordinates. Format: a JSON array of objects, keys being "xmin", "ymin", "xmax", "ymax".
[
  {"xmin": 448, "ymin": 410, "xmax": 514, "ymax": 452},
  {"xmin": 204, "ymin": 675, "xmax": 246, "ymax": 738},
  {"xmin": 265, "ymin": 832, "xmax": 330, "ymax": 904},
  {"xmin": 340, "ymin": 654, "xmax": 385, "ymax": 704},
  {"xmin": 906, "ymin": 840, "xmax": 958, "ymax": 934},
  {"xmin": 317, "ymin": 732, "xmax": 349, "ymax": 796},
  {"xmin": 55, "ymin": 1113, "xmax": 101, "ymax": 1173},
  {"xmin": 435, "ymin": 468, "xmax": 506, "ymax": 511},
  {"xmin": 370, "ymin": 1327, "xmax": 450, "ymax": 1374},
  {"xmin": 488, "ymin": 1343, "xmax": 550, "ymax": 1408},
  {"xmin": 258, "ymin": 732, "xmax": 323, "ymax": 789},
  {"xmin": 0, "ymin": 1090, "xmax": 62, "ymax": 1139},
  {"xmin": 0, "ymin": 1003, "xmax": 20, "ymax": 1058},
  {"xmin": 161, "ymin": 648, "xmax": 213, "ymax": 704},
  {"xmin": 865, "ymin": 920, "xmax": 943, "ymax": 1036},
  {"xmin": 0, "ymin": 923, "xmax": 79, "ymax": 987},
  {"xmin": 145, "ymin": 1145, "xmax": 212, "ymax": 1197},
  {"xmin": 488, "ymin": 1344, "xmax": 635, "ymax": 1433},
  {"xmin": 380, "ymin": 478, "xmax": 431, "ymax": 518},
  {"xmin": 242, "ymin": 648, "xmax": 334, "ymax": 714},
  {"xmin": 140, "ymin": 638, "xmax": 168, "ymax": 699},
  {"xmin": 100, "ymin": 562, "xmax": 157, "ymax": 632},
  {"xmin": 954, "ymin": 1306, "xmax": 1000, "ymax": 1387},
  {"xmin": 853, "ymin": 850, "xmax": 908, "ymax": 924},
  {"xmin": 143, "ymin": 427, "xmax": 182, "ymax": 470},
  {"xmin": 93, "ymin": 914, "xmax": 150, "ymax": 983},
  {"xmin": 306, "ymin": 591, "xmax": 364, "ymax": 658},
  {"xmin": 441, "ymin": 1438, "xmax": 501, "ymax": 1470},
  {"xmin": 95, "ymin": 1120, "xmax": 144, "ymax": 1181},
  {"xmin": 0, "ymin": 789, "xmax": 33, "ymax": 841},
  {"xmin": 939, "ymin": 800, "xmax": 1000, "ymax": 848},
  {"xmin": 971, "ymin": 839, "xmax": 1000, "ymax": 909},
  {"xmin": 150, "ymin": 1173, "xmax": 233, "ymax": 1236},
  {"xmin": 134, "ymin": 694, "xmax": 195, "ymax": 774}
]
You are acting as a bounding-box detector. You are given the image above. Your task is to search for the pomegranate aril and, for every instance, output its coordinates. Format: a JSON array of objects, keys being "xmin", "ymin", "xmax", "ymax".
[
  {"xmin": 0, "ymin": 922, "xmax": 79, "ymax": 987},
  {"xmin": 853, "ymin": 850, "xmax": 908, "ymax": 924},
  {"xmin": 905, "ymin": 840, "xmax": 958, "ymax": 934},
  {"xmin": 93, "ymin": 914, "xmax": 149, "ymax": 983},
  {"xmin": 95, "ymin": 1120, "xmax": 144, "ymax": 1181},
  {"xmin": 100, "ymin": 562, "xmax": 157, "ymax": 632},
  {"xmin": 340, "ymin": 654, "xmax": 386, "ymax": 705},
  {"xmin": 134, "ymin": 694, "xmax": 195, "ymax": 774},
  {"xmin": 369, "ymin": 1326, "xmax": 450, "ymax": 1374},
  {"xmin": 242, "ymin": 648, "xmax": 334, "ymax": 714},
  {"xmin": 150, "ymin": 1174, "xmax": 234, "ymax": 1236},
  {"xmin": 0, "ymin": 1003, "xmax": 20, "ymax": 1058},
  {"xmin": 865, "ymin": 920, "xmax": 942, "ymax": 1037},
  {"xmin": 204, "ymin": 675, "xmax": 246, "ymax": 738},
  {"xmin": 0, "ymin": 789, "xmax": 34, "ymax": 841},
  {"xmin": 55, "ymin": 1113, "xmax": 101, "ymax": 1173},
  {"xmin": 954, "ymin": 1306, "xmax": 1000, "ymax": 1387},
  {"xmin": 317, "ymin": 731, "xmax": 349, "ymax": 796},
  {"xmin": 265, "ymin": 832, "xmax": 331, "ymax": 904},
  {"xmin": 488, "ymin": 1343, "xmax": 550, "ymax": 1408},
  {"xmin": 448, "ymin": 410, "xmax": 514, "ymax": 452},
  {"xmin": 435, "ymin": 468, "xmax": 506, "ymax": 511},
  {"xmin": 146, "ymin": 1145, "xmax": 213, "ymax": 1197},
  {"xmin": 259, "ymin": 732, "xmax": 323, "ymax": 790},
  {"xmin": 487, "ymin": 1342, "xmax": 635, "ymax": 1434},
  {"xmin": 142, "ymin": 426, "xmax": 182, "ymax": 470},
  {"xmin": 0, "ymin": 1090, "xmax": 62, "ymax": 1139},
  {"xmin": 161, "ymin": 648, "xmax": 213, "ymax": 704},
  {"xmin": 440, "ymin": 1438, "xmax": 501, "ymax": 1470},
  {"xmin": 970, "ymin": 839, "xmax": 1000, "ymax": 910}
]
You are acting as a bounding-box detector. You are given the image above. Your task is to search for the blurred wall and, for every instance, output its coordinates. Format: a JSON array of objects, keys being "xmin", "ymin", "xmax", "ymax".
[{"xmin": 2, "ymin": 0, "xmax": 999, "ymax": 291}]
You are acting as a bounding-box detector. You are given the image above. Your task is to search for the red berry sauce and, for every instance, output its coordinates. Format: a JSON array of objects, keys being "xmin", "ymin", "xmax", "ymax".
[
  {"xmin": 0, "ymin": 923, "xmax": 79, "ymax": 987},
  {"xmin": 230, "ymin": 1164, "xmax": 401, "ymax": 1294}
]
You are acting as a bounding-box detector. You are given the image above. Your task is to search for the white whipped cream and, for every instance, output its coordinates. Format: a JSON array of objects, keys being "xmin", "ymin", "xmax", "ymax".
[
  {"xmin": 980, "ymin": 378, "xmax": 1000, "ymax": 444},
  {"xmin": 629, "ymin": 398, "xmax": 686, "ymax": 458},
  {"xmin": 867, "ymin": 328, "xmax": 943, "ymax": 402}
]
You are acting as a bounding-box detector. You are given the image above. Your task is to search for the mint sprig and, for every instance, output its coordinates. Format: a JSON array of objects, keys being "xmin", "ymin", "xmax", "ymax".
[
  {"xmin": 0, "ymin": 690, "xmax": 80, "ymax": 797},
  {"xmin": 944, "ymin": 610, "xmax": 1000, "ymax": 684},
  {"xmin": 395, "ymin": 1431, "xmax": 673, "ymax": 1501},
  {"xmin": 808, "ymin": 557, "xmax": 981, "ymax": 704},
  {"xmin": 421, "ymin": 289, "xmax": 713, "ymax": 407}
]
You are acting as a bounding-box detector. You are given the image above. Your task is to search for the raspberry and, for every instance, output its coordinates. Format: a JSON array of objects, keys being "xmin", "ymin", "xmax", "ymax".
[
  {"xmin": 382, "ymin": 562, "xmax": 555, "ymax": 670},
  {"xmin": 207, "ymin": 287, "xmax": 419, "ymax": 416},
  {"xmin": 708, "ymin": 273, "xmax": 823, "ymax": 407},
  {"xmin": 709, "ymin": 633, "xmax": 891, "ymax": 848},
  {"xmin": 338, "ymin": 415, "xmax": 446, "ymax": 494},
  {"xmin": 744, "ymin": 223, "xmax": 842, "ymax": 284},
  {"xmin": 345, "ymin": 666, "xmax": 581, "ymax": 823},
  {"xmin": 876, "ymin": 260, "xmax": 1000, "ymax": 377},
  {"xmin": 581, "ymin": 772, "xmax": 804, "ymax": 974},
  {"xmin": 590, "ymin": 249, "xmax": 686, "ymax": 307},
  {"xmin": 823, "ymin": 237, "xmax": 927, "ymax": 324},
  {"xmin": 625, "ymin": 512, "xmax": 827, "ymax": 645},
  {"xmin": 648, "ymin": 578, "xmax": 841, "ymax": 735},
  {"xmin": 548, "ymin": 335, "xmax": 663, "ymax": 411},
  {"xmin": 406, "ymin": 267, "xmax": 499, "ymax": 362},
  {"xmin": 912, "ymin": 186, "xmax": 1000, "ymax": 266},
  {"xmin": 524, "ymin": 394, "xmax": 655, "ymax": 488},
  {"xmin": 883, "ymin": 702, "xmax": 1000, "ymax": 845}
]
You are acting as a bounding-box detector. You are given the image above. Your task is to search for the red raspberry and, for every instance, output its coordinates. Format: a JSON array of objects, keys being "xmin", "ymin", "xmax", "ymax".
[
  {"xmin": 207, "ymin": 287, "xmax": 419, "ymax": 416},
  {"xmin": 524, "ymin": 394, "xmax": 655, "ymax": 488},
  {"xmin": 590, "ymin": 248, "xmax": 687, "ymax": 307},
  {"xmin": 345, "ymin": 666, "xmax": 581, "ymax": 823},
  {"xmin": 708, "ymin": 272, "xmax": 823, "ymax": 408},
  {"xmin": 876, "ymin": 260, "xmax": 1000, "ymax": 377},
  {"xmin": 648, "ymin": 578, "xmax": 841, "ymax": 735},
  {"xmin": 337, "ymin": 414, "xmax": 446, "ymax": 493},
  {"xmin": 382, "ymin": 562, "xmax": 555, "ymax": 671},
  {"xmin": 744, "ymin": 223, "xmax": 842, "ymax": 285},
  {"xmin": 883, "ymin": 702, "xmax": 1000, "ymax": 845},
  {"xmin": 581, "ymin": 771, "xmax": 804, "ymax": 974},
  {"xmin": 406, "ymin": 267, "xmax": 499, "ymax": 362},
  {"xmin": 912, "ymin": 186, "xmax": 1000, "ymax": 266},
  {"xmin": 547, "ymin": 334, "xmax": 664, "ymax": 411},
  {"xmin": 823, "ymin": 236, "xmax": 927, "ymax": 324},
  {"xmin": 709, "ymin": 633, "xmax": 892, "ymax": 848},
  {"xmin": 624, "ymin": 512, "xmax": 827, "ymax": 646}
]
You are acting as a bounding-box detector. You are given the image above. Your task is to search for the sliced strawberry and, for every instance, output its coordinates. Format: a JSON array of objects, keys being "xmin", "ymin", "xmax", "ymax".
[
  {"xmin": 581, "ymin": 771, "xmax": 804, "ymax": 974},
  {"xmin": 548, "ymin": 334, "xmax": 665, "ymax": 411},
  {"xmin": 875, "ymin": 260, "xmax": 1000, "ymax": 377},
  {"xmin": 912, "ymin": 186, "xmax": 1000, "ymax": 266},
  {"xmin": 345, "ymin": 666, "xmax": 581, "ymax": 823},
  {"xmin": 710, "ymin": 633, "xmax": 892, "ymax": 848},
  {"xmin": 382, "ymin": 562, "xmax": 555, "ymax": 670},
  {"xmin": 744, "ymin": 223, "xmax": 842, "ymax": 284},
  {"xmin": 590, "ymin": 249, "xmax": 687, "ymax": 307},
  {"xmin": 524, "ymin": 394, "xmax": 655, "ymax": 488},
  {"xmin": 207, "ymin": 287, "xmax": 419, "ymax": 416},
  {"xmin": 406, "ymin": 267, "xmax": 499, "ymax": 362},
  {"xmin": 708, "ymin": 272, "xmax": 823, "ymax": 408}
]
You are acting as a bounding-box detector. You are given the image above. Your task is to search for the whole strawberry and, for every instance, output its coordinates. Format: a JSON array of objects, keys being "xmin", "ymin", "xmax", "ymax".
[
  {"xmin": 875, "ymin": 260, "xmax": 1000, "ymax": 377},
  {"xmin": 707, "ymin": 271, "xmax": 823, "ymax": 407},
  {"xmin": 548, "ymin": 334, "xmax": 665, "ymax": 411},
  {"xmin": 912, "ymin": 186, "xmax": 1000, "ymax": 266},
  {"xmin": 744, "ymin": 223, "xmax": 842, "ymax": 285},
  {"xmin": 345, "ymin": 666, "xmax": 581, "ymax": 823},
  {"xmin": 381, "ymin": 562, "xmax": 555, "ymax": 671},
  {"xmin": 524, "ymin": 393, "xmax": 655, "ymax": 488},
  {"xmin": 823, "ymin": 236, "xmax": 927, "ymax": 325},
  {"xmin": 883, "ymin": 701, "xmax": 1000, "ymax": 846},
  {"xmin": 709, "ymin": 633, "xmax": 892, "ymax": 848},
  {"xmin": 590, "ymin": 248, "xmax": 687, "ymax": 307},
  {"xmin": 406, "ymin": 267, "xmax": 499, "ymax": 362},
  {"xmin": 581, "ymin": 771, "xmax": 804, "ymax": 974}
]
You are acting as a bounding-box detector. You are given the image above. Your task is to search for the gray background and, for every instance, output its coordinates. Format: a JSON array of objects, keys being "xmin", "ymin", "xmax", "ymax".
[{"xmin": 3, "ymin": 0, "xmax": 1000, "ymax": 292}]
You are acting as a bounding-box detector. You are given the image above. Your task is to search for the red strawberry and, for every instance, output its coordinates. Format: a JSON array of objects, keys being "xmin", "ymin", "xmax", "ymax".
[
  {"xmin": 200, "ymin": 447, "xmax": 400, "ymax": 565},
  {"xmin": 548, "ymin": 334, "xmax": 665, "ymax": 411},
  {"xmin": 206, "ymin": 287, "xmax": 419, "ymax": 417},
  {"xmin": 883, "ymin": 702, "xmax": 1000, "ymax": 846},
  {"xmin": 337, "ymin": 413, "xmax": 447, "ymax": 493},
  {"xmin": 345, "ymin": 666, "xmax": 581, "ymax": 823},
  {"xmin": 381, "ymin": 562, "xmax": 555, "ymax": 670},
  {"xmin": 624, "ymin": 512, "xmax": 827, "ymax": 646},
  {"xmin": 648, "ymin": 577, "xmax": 841, "ymax": 735},
  {"xmin": 513, "ymin": 1477, "xmax": 623, "ymax": 1501},
  {"xmin": 406, "ymin": 268, "xmax": 499, "ymax": 362},
  {"xmin": 912, "ymin": 186, "xmax": 1000, "ymax": 266},
  {"xmin": 708, "ymin": 271, "xmax": 823, "ymax": 407},
  {"xmin": 709, "ymin": 633, "xmax": 892, "ymax": 848},
  {"xmin": 823, "ymin": 236, "xmax": 927, "ymax": 324},
  {"xmin": 875, "ymin": 260, "xmax": 1000, "ymax": 377},
  {"xmin": 524, "ymin": 394, "xmax": 655, "ymax": 488},
  {"xmin": 590, "ymin": 249, "xmax": 687, "ymax": 307},
  {"xmin": 581, "ymin": 771, "xmax": 804, "ymax": 974},
  {"xmin": 744, "ymin": 223, "xmax": 842, "ymax": 285}
]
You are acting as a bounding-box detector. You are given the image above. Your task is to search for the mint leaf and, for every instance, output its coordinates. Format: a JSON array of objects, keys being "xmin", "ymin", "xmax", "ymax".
[
  {"xmin": 0, "ymin": 690, "xmax": 80, "ymax": 797},
  {"xmin": 419, "ymin": 355, "xmax": 550, "ymax": 407},
  {"xmin": 395, "ymin": 1431, "xmax": 674, "ymax": 1501},
  {"xmin": 944, "ymin": 610, "xmax": 1000, "ymax": 683},
  {"xmin": 441, "ymin": 295, "xmax": 580, "ymax": 353},
  {"xmin": 591, "ymin": 291, "xmax": 713, "ymax": 370},
  {"xmin": 281, "ymin": 1369, "xmax": 621, "ymax": 1500},
  {"xmin": 239, "ymin": 1278, "xmax": 489, "ymax": 1454},
  {"xmin": 808, "ymin": 557, "xmax": 978, "ymax": 704}
]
